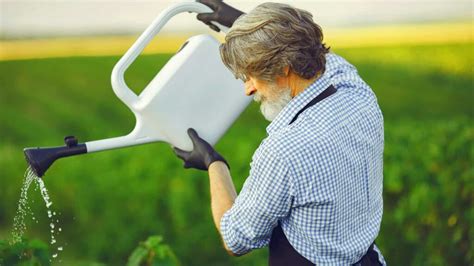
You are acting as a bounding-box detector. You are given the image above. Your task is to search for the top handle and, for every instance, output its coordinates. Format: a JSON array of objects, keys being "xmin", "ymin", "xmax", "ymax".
[{"xmin": 111, "ymin": 1, "xmax": 228, "ymax": 109}]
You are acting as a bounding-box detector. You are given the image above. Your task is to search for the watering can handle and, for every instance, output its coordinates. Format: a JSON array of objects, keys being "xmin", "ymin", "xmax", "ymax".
[{"xmin": 111, "ymin": 2, "xmax": 229, "ymax": 109}]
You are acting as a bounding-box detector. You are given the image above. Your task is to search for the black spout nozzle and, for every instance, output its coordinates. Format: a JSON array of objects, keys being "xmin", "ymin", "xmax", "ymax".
[{"xmin": 24, "ymin": 136, "xmax": 87, "ymax": 177}]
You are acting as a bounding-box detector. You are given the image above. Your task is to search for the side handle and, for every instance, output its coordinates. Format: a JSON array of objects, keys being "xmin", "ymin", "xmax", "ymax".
[{"xmin": 110, "ymin": 2, "xmax": 227, "ymax": 109}]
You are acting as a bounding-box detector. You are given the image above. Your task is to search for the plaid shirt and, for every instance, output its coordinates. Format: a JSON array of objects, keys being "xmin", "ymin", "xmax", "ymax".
[{"xmin": 220, "ymin": 53, "xmax": 386, "ymax": 265}]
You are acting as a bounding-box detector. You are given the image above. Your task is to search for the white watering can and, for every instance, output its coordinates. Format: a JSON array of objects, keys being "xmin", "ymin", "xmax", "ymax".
[{"xmin": 24, "ymin": 1, "xmax": 251, "ymax": 177}]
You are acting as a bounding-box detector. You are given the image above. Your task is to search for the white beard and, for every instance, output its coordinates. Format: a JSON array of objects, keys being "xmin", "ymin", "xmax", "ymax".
[{"xmin": 254, "ymin": 87, "xmax": 292, "ymax": 121}]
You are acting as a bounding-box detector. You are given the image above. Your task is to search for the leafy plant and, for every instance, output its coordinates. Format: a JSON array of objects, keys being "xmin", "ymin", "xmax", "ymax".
[
  {"xmin": 127, "ymin": 236, "xmax": 180, "ymax": 266},
  {"xmin": 379, "ymin": 118, "xmax": 473, "ymax": 265},
  {"xmin": 0, "ymin": 238, "xmax": 50, "ymax": 266}
]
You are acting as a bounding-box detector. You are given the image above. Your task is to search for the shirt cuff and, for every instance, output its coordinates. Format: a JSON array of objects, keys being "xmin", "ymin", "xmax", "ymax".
[{"xmin": 220, "ymin": 209, "xmax": 251, "ymax": 255}]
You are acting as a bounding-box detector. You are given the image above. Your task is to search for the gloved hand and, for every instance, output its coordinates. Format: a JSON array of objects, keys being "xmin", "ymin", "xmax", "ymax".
[
  {"xmin": 174, "ymin": 128, "xmax": 229, "ymax": 171},
  {"xmin": 197, "ymin": 0, "xmax": 244, "ymax": 32}
]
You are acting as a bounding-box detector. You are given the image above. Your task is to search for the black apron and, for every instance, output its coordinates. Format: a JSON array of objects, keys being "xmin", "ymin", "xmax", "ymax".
[{"xmin": 268, "ymin": 85, "xmax": 381, "ymax": 266}]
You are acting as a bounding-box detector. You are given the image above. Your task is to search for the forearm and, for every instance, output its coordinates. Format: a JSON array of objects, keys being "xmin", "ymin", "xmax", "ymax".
[
  {"xmin": 208, "ymin": 161, "xmax": 238, "ymax": 254},
  {"xmin": 208, "ymin": 161, "xmax": 237, "ymax": 232}
]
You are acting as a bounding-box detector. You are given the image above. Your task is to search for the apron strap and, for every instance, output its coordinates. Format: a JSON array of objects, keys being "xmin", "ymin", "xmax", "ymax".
[{"xmin": 289, "ymin": 84, "xmax": 337, "ymax": 125}]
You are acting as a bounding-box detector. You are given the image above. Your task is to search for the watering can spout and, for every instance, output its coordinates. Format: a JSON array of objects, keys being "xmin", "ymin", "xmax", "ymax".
[
  {"xmin": 24, "ymin": 136, "xmax": 87, "ymax": 177},
  {"xmin": 23, "ymin": 133, "xmax": 159, "ymax": 177}
]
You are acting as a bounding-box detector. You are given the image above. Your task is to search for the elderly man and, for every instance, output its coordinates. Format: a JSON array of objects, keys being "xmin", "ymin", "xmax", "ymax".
[{"xmin": 174, "ymin": 1, "xmax": 386, "ymax": 265}]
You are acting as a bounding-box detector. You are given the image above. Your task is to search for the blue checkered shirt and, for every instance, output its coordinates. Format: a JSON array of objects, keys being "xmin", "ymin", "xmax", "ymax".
[{"xmin": 220, "ymin": 53, "xmax": 386, "ymax": 265}]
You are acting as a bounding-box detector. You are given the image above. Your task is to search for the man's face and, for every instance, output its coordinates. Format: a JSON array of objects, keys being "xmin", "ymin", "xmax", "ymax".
[{"xmin": 245, "ymin": 76, "xmax": 292, "ymax": 121}]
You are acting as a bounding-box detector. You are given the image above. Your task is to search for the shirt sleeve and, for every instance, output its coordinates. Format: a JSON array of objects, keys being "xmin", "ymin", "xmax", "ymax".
[{"xmin": 220, "ymin": 144, "xmax": 294, "ymax": 255}]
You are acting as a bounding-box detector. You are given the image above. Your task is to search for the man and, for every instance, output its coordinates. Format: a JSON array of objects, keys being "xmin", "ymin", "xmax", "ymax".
[{"xmin": 174, "ymin": 1, "xmax": 386, "ymax": 265}]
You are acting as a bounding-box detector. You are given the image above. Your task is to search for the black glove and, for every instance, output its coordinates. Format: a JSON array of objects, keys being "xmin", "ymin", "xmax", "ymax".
[
  {"xmin": 173, "ymin": 128, "xmax": 229, "ymax": 171},
  {"xmin": 197, "ymin": 0, "xmax": 244, "ymax": 32}
]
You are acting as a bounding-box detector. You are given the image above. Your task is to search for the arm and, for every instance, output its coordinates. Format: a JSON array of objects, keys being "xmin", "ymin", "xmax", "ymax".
[
  {"xmin": 174, "ymin": 129, "xmax": 292, "ymax": 256},
  {"xmin": 208, "ymin": 161, "xmax": 239, "ymax": 255}
]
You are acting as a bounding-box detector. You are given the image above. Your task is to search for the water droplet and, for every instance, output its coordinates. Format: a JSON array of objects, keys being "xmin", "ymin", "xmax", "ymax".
[
  {"xmin": 10, "ymin": 166, "xmax": 36, "ymax": 244},
  {"xmin": 12, "ymin": 166, "xmax": 63, "ymax": 260}
]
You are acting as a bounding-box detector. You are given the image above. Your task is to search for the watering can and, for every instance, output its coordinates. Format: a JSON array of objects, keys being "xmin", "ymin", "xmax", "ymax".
[{"xmin": 24, "ymin": 1, "xmax": 251, "ymax": 177}]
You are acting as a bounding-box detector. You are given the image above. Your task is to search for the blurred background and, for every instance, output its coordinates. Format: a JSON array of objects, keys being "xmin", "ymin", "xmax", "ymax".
[{"xmin": 0, "ymin": 0, "xmax": 472, "ymax": 265}]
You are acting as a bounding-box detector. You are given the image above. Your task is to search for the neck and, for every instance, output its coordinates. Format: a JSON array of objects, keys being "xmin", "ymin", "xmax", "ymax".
[{"xmin": 289, "ymin": 72, "xmax": 319, "ymax": 98}]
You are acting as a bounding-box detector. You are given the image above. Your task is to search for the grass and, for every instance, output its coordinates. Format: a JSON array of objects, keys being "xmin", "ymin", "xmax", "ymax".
[{"xmin": 0, "ymin": 41, "xmax": 472, "ymax": 265}]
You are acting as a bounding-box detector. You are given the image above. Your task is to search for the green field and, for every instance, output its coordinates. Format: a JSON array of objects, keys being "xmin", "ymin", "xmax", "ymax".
[{"xmin": 0, "ymin": 42, "xmax": 472, "ymax": 265}]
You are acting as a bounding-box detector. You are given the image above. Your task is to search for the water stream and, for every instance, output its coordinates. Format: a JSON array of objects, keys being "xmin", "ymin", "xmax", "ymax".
[{"xmin": 11, "ymin": 166, "xmax": 64, "ymax": 261}]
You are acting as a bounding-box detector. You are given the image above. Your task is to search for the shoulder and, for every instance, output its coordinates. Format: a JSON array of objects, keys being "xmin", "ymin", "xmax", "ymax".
[
  {"xmin": 251, "ymin": 133, "xmax": 291, "ymax": 168},
  {"xmin": 255, "ymin": 123, "xmax": 329, "ymax": 169},
  {"xmin": 325, "ymin": 53, "xmax": 380, "ymax": 104},
  {"xmin": 325, "ymin": 53, "xmax": 357, "ymax": 75},
  {"xmin": 248, "ymin": 132, "xmax": 297, "ymax": 194}
]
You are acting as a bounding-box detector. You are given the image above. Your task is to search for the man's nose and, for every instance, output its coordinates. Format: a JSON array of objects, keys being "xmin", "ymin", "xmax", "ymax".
[{"xmin": 245, "ymin": 85, "xmax": 256, "ymax": 96}]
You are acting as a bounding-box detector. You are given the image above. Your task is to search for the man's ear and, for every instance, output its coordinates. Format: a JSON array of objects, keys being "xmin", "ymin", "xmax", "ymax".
[{"xmin": 275, "ymin": 66, "xmax": 290, "ymax": 88}]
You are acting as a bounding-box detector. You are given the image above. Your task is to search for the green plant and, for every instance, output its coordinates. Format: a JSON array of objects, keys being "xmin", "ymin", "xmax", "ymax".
[
  {"xmin": 0, "ymin": 238, "xmax": 50, "ymax": 266},
  {"xmin": 379, "ymin": 118, "xmax": 473, "ymax": 265},
  {"xmin": 127, "ymin": 236, "xmax": 180, "ymax": 266}
]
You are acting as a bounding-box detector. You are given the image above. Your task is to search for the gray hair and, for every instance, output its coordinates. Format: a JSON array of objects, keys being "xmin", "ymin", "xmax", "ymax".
[{"xmin": 220, "ymin": 2, "xmax": 330, "ymax": 82}]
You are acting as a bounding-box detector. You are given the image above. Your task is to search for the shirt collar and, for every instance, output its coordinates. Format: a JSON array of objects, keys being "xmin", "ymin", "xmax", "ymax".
[{"xmin": 266, "ymin": 73, "xmax": 332, "ymax": 135}]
